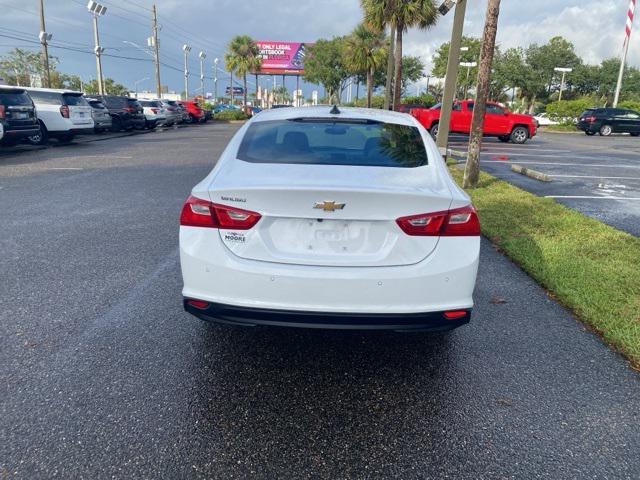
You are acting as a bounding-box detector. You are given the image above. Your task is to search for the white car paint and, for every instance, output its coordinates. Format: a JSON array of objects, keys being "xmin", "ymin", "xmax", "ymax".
[
  {"xmin": 23, "ymin": 87, "xmax": 94, "ymax": 139},
  {"xmin": 534, "ymin": 113, "xmax": 559, "ymax": 126},
  {"xmin": 179, "ymin": 106, "xmax": 480, "ymax": 329}
]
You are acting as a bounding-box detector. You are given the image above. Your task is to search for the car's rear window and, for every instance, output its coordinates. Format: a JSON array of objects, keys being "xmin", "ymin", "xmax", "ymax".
[
  {"xmin": 237, "ymin": 119, "xmax": 429, "ymax": 168},
  {"xmin": 140, "ymin": 100, "xmax": 160, "ymax": 107},
  {"xmin": 126, "ymin": 99, "xmax": 141, "ymax": 107},
  {"xmin": 62, "ymin": 94, "xmax": 88, "ymax": 106},
  {"xmin": 0, "ymin": 91, "xmax": 32, "ymax": 106},
  {"xmin": 89, "ymin": 101, "xmax": 106, "ymax": 109},
  {"xmin": 27, "ymin": 90, "xmax": 62, "ymax": 105}
]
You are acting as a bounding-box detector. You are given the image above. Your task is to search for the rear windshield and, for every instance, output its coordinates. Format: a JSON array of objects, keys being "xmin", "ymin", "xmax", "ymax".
[
  {"xmin": 89, "ymin": 100, "xmax": 106, "ymax": 109},
  {"xmin": 237, "ymin": 119, "xmax": 429, "ymax": 168},
  {"xmin": 140, "ymin": 100, "xmax": 160, "ymax": 107},
  {"xmin": 0, "ymin": 91, "xmax": 32, "ymax": 106},
  {"xmin": 62, "ymin": 94, "xmax": 88, "ymax": 106},
  {"xmin": 126, "ymin": 99, "xmax": 141, "ymax": 107}
]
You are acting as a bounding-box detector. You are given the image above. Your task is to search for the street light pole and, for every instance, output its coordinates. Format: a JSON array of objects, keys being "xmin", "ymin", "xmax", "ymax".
[
  {"xmin": 38, "ymin": 0, "xmax": 52, "ymax": 88},
  {"xmin": 554, "ymin": 67, "xmax": 572, "ymax": 101},
  {"xmin": 87, "ymin": 1, "xmax": 107, "ymax": 95},
  {"xmin": 213, "ymin": 58, "xmax": 219, "ymax": 103},
  {"xmin": 436, "ymin": 0, "xmax": 467, "ymax": 155},
  {"xmin": 198, "ymin": 51, "xmax": 206, "ymax": 101},
  {"xmin": 134, "ymin": 77, "xmax": 148, "ymax": 98},
  {"xmin": 182, "ymin": 44, "xmax": 191, "ymax": 99},
  {"xmin": 151, "ymin": 4, "xmax": 161, "ymax": 99}
]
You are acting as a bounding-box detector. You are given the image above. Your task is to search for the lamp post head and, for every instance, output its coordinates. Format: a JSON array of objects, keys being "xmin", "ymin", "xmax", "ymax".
[
  {"xmin": 87, "ymin": 1, "xmax": 107, "ymax": 15},
  {"xmin": 199, "ymin": 51, "xmax": 206, "ymax": 60},
  {"xmin": 554, "ymin": 67, "xmax": 573, "ymax": 73},
  {"xmin": 214, "ymin": 58, "xmax": 219, "ymax": 64},
  {"xmin": 183, "ymin": 44, "xmax": 191, "ymax": 53}
]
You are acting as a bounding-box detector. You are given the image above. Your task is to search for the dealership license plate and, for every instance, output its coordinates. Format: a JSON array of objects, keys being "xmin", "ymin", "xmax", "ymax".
[{"xmin": 14, "ymin": 112, "xmax": 28, "ymax": 119}]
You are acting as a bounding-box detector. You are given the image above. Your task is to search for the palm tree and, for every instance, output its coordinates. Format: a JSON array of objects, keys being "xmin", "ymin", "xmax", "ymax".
[
  {"xmin": 224, "ymin": 35, "xmax": 261, "ymax": 107},
  {"xmin": 344, "ymin": 24, "xmax": 386, "ymax": 108},
  {"xmin": 361, "ymin": 0, "xmax": 438, "ymax": 110}
]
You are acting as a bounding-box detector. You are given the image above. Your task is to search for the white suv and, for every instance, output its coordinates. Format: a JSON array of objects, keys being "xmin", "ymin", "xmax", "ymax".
[{"xmin": 23, "ymin": 88, "xmax": 94, "ymax": 144}]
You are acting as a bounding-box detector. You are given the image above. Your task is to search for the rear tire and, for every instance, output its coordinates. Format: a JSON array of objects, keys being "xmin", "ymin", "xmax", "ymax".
[
  {"xmin": 510, "ymin": 126, "xmax": 529, "ymax": 144},
  {"xmin": 429, "ymin": 123, "xmax": 439, "ymax": 139},
  {"xmin": 585, "ymin": 131, "xmax": 596, "ymax": 136},
  {"xmin": 111, "ymin": 117, "xmax": 122, "ymax": 132},
  {"xmin": 498, "ymin": 135, "xmax": 510, "ymax": 142},
  {"xmin": 27, "ymin": 122, "xmax": 48, "ymax": 145},
  {"xmin": 599, "ymin": 124, "xmax": 612, "ymax": 136},
  {"xmin": 630, "ymin": 132, "xmax": 640, "ymax": 137}
]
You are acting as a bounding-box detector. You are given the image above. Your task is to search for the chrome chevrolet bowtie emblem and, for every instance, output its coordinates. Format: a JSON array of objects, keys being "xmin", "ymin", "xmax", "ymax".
[{"xmin": 314, "ymin": 201, "xmax": 346, "ymax": 212}]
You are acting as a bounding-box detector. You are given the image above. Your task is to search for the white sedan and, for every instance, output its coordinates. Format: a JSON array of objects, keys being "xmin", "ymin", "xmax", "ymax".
[{"xmin": 179, "ymin": 106, "xmax": 480, "ymax": 331}]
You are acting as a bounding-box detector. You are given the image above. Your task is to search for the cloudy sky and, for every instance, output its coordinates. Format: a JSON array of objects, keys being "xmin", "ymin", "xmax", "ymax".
[{"xmin": 0, "ymin": 0, "xmax": 635, "ymax": 97}]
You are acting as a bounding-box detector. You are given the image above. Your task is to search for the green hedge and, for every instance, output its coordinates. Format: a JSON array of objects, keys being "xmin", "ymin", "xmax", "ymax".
[
  {"xmin": 618, "ymin": 100, "xmax": 640, "ymax": 112},
  {"xmin": 213, "ymin": 110, "xmax": 249, "ymax": 121},
  {"xmin": 545, "ymin": 99, "xmax": 593, "ymax": 124}
]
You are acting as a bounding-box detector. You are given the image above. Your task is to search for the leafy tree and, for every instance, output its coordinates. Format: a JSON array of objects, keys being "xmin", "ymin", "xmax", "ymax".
[
  {"xmin": 344, "ymin": 24, "xmax": 387, "ymax": 107},
  {"xmin": 526, "ymin": 36, "xmax": 581, "ymax": 96},
  {"xmin": 84, "ymin": 78, "xmax": 129, "ymax": 96},
  {"xmin": 432, "ymin": 36, "xmax": 482, "ymax": 97},
  {"xmin": 304, "ymin": 37, "xmax": 351, "ymax": 104},
  {"xmin": 224, "ymin": 35, "xmax": 261, "ymax": 107},
  {"xmin": 361, "ymin": 0, "xmax": 438, "ymax": 110},
  {"xmin": 400, "ymin": 93, "xmax": 435, "ymax": 107},
  {"xmin": 0, "ymin": 48, "xmax": 58, "ymax": 86},
  {"xmin": 373, "ymin": 55, "xmax": 425, "ymax": 95}
]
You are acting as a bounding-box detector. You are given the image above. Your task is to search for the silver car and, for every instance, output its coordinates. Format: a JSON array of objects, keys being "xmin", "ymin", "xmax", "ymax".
[
  {"xmin": 157, "ymin": 100, "xmax": 182, "ymax": 126},
  {"xmin": 139, "ymin": 100, "xmax": 167, "ymax": 128},
  {"xmin": 87, "ymin": 98, "xmax": 113, "ymax": 133}
]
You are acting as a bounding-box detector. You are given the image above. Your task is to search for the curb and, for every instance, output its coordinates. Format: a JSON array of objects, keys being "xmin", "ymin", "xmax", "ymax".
[{"xmin": 511, "ymin": 163, "xmax": 552, "ymax": 182}]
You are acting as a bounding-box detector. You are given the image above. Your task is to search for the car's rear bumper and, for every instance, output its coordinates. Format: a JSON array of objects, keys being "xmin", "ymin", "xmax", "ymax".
[
  {"xmin": 180, "ymin": 228, "xmax": 479, "ymax": 317},
  {"xmin": 184, "ymin": 299, "xmax": 471, "ymax": 331}
]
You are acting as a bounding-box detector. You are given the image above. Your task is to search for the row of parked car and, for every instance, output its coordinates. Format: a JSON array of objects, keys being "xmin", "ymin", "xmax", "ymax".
[{"xmin": 0, "ymin": 85, "xmax": 211, "ymax": 147}]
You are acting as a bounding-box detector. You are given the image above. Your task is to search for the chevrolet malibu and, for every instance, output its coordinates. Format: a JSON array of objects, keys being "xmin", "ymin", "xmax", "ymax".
[{"xmin": 179, "ymin": 106, "xmax": 480, "ymax": 331}]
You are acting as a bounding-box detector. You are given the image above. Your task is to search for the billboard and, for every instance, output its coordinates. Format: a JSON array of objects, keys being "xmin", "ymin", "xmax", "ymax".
[{"xmin": 256, "ymin": 41, "xmax": 312, "ymax": 74}]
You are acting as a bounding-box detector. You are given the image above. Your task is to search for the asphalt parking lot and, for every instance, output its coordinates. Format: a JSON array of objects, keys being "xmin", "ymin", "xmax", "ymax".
[
  {"xmin": 448, "ymin": 131, "xmax": 640, "ymax": 236},
  {"xmin": 1, "ymin": 124, "xmax": 639, "ymax": 479}
]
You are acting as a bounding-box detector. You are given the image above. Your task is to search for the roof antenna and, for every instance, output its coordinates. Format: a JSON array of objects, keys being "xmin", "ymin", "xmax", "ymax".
[{"xmin": 330, "ymin": 104, "xmax": 340, "ymax": 115}]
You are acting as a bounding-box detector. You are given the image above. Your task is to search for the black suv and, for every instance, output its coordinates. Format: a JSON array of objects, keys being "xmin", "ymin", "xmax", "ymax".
[
  {"xmin": 577, "ymin": 108, "xmax": 640, "ymax": 136},
  {"xmin": 94, "ymin": 95, "xmax": 145, "ymax": 131},
  {"xmin": 0, "ymin": 86, "xmax": 40, "ymax": 146}
]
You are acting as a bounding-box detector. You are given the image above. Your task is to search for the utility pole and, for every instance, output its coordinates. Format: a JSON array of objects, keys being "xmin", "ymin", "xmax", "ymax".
[
  {"xmin": 182, "ymin": 44, "xmax": 191, "ymax": 99},
  {"xmin": 87, "ymin": 1, "xmax": 107, "ymax": 95},
  {"xmin": 436, "ymin": 0, "xmax": 467, "ymax": 154},
  {"xmin": 463, "ymin": 0, "xmax": 501, "ymax": 189},
  {"xmin": 151, "ymin": 4, "xmax": 161, "ymax": 98},
  {"xmin": 38, "ymin": 0, "xmax": 52, "ymax": 88},
  {"xmin": 614, "ymin": 0, "xmax": 636, "ymax": 107}
]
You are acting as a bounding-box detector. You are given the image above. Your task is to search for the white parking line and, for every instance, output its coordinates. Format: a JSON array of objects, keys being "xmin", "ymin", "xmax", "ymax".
[
  {"xmin": 482, "ymin": 160, "xmax": 640, "ymax": 169},
  {"xmin": 545, "ymin": 195, "xmax": 640, "ymax": 200},
  {"xmin": 46, "ymin": 167, "xmax": 84, "ymax": 170}
]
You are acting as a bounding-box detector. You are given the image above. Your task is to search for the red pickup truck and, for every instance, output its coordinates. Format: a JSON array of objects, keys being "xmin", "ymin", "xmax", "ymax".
[{"xmin": 411, "ymin": 100, "xmax": 537, "ymax": 144}]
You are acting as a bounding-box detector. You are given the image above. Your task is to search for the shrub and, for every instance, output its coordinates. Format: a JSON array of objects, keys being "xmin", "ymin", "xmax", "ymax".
[
  {"xmin": 545, "ymin": 98, "xmax": 595, "ymax": 124},
  {"xmin": 213, "ymin": 109, "xmax": 248, "ymax": 121},
  {"xmin": 618, "ymin": 100, "xmax": 640, "ymax": 112},
  {"xmin": 401, "ymin": 94, "xmax": 436, "ymax": 107}
]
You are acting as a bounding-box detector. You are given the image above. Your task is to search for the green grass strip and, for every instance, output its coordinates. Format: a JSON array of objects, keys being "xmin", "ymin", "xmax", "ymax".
[{"xmin": 451, "ymin": 168, "xmax": 640, "ymax": 367}]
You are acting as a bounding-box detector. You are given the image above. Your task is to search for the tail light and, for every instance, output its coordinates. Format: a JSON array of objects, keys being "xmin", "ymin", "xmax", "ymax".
[
  {"xmin": 396, "ymin": 205, "xmax": 480, "ymax": 236},
  {"xmin": 584, "ymin": 116, "xmax": 596, "ymax": 123},
  {"xmin": 60, "ymin": 105, "xmax": 70, "ymax": 118},
  {"xmin": 151, "ymin": 108, "xmax": 159, "ymax": 114},
  {"xmin": 123, "ymin": 106, "xmax": 136, "ymax": 113},
  {"xmin": 0, "ymin": 105, "xmax": 5, "ymax": 118},
  {"xmin": 444, "ymin": 310, "xmax": 468, "ymax": 320},
  {"xmin": 180, "ymin": 195, "xmax": 261, "ymax": 230}
]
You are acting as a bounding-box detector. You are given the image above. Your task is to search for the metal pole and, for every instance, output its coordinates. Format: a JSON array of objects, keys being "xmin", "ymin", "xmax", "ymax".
[
  {"xmin": 92, "ymin": 15, "xmax": 104, "ymax": 95},
  {"xmin": 200, "ymin": 58, "xmax": 204, "ymax": 101},
  {"xmin": 614, "ymin": 39, "xmax": 631, "ymax": 107},
  {"xmin": 183, "ymin": 50, "xmax": 189, "ymax": 99},
  {"xmin": 558, "ymin": 71, "xmax": 566, "ymax": 101},
  {"xmin": 152, "ymin": 4, "xmax": 161, "ymax": 98},
  {"xmin": 436, "ymin": 0, "xmax": 467, "ymax": 154},
  {"xmin": 296, "ymin": 75, "xmax": 300, "ymax": 107},
  {"xmin": 39, "ymin": 0, "xmax": 51, "ymax": 88},
  {"xmin": 213, "ymin": 65, "xmax": 217, "ymax": 103}
]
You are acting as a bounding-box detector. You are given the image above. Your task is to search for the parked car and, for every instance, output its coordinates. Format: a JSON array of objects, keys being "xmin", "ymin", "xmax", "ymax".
[
  {"xmin": 157, "ymin": 99, "xmax": 182, "ymax": 126},
  {"xmin": 397, "ymin": 103, "xmax": 430, "ymax": 114},
  {"xmin": 86, "ymin": 97, "xmax": 112, "ymax": 133},
  {"xmin": 178, "ymin": 100, "xmax": 205, "ymax": 123},
  {"xmin": 94, "ymin": 95, "xmax": 145, "ymax": 131},
  {"xmin": 271, "ymin": 104, "xmax": 292, "ymax": 109},
  {"xmin": 533, "ymin": 112, "xmax": 559, "ymax": 126},
  {"xmin": 0, "ymin": 85, "xmax": 40, "ymax": 146},
  {"xmin": 23, "ymin": 87, "xmax": 94, "ymax": 144},
  {"xmin": 411, "ymin": 100, "xmax": 537, "ymax": 144},
  {"xmin": 175, "ymin": 103, "xmax": 189, "ymax": 123},
  {"xmin": 576, "ymin": 108, "xmax": 640, "ymax": 136},
  {"xmin": 179, "ymin": 106, "xmax": 480, "ymax": 331},
  {"xmin": 243, "ymin": 105, "xmax": 262, "ymax": 117},
  {"xmin": 139, "ymin": 99, "xmax": 167, "ymax": 128}
]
